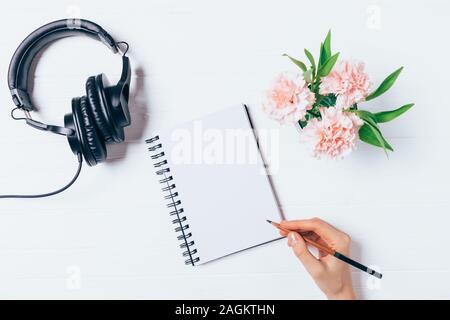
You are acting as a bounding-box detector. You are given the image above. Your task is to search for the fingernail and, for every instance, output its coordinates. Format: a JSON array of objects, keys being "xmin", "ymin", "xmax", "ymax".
[{"xmin": 288, "ymin": 233, "xmax": 299, "ymax": 246}]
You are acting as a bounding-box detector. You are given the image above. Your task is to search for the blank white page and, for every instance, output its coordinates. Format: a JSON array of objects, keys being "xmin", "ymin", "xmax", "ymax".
[{"xmin": 158, "ymin": 105, "xmax": 282, "ymax": 265}]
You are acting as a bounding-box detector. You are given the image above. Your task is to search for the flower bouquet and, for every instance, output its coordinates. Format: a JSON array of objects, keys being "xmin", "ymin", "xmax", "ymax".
[{"xmin": 263, "ymin": 31, "xmax": 414, "ymax": 159}]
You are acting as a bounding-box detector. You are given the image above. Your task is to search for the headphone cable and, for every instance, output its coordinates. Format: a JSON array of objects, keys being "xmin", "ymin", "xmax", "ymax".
[{"xmin": 0, "ymin": 153, "xmax": 83, "ymax": 199}]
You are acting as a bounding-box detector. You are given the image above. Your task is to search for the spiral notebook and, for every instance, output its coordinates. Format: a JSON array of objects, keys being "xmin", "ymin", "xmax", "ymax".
[{"xmin": 145, "ymin": 105, "xmax": 281, "ymax": 265}]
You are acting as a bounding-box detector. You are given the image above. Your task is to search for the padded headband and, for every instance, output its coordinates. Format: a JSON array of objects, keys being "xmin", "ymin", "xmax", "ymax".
[{"xmin": 8, "ymin": 19, "xmax": 119, "ymax": 110}]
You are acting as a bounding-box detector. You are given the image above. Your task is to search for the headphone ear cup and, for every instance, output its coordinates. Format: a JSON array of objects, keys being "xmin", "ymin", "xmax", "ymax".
[
  {"xmin": 72, "ymin": 96, "xmax": 107, "ymax": 166},
  {"xmin": 86, "ymin": 76, "xmax": 114, "ymax": 143},
  {"xmin": 95, "ymin": 73, "xmax": 125, "ymax": 143}
]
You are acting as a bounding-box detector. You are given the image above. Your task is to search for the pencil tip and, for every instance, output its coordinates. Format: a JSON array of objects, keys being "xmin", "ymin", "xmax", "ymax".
[{"xmin": 266, "ymin": 220, "xmax": 272, "ymax": 224}]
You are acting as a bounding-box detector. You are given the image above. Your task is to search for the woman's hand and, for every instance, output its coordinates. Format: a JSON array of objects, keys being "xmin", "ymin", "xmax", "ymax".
[{"xmin": 280, "ymin": 218, "xmax": 356, "ymax": 300}]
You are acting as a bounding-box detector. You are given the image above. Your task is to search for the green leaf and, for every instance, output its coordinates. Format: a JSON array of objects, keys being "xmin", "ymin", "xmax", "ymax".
[
  {"xmin": 304, "ymin": 49, "xmax": 316, "ymax": 71},
  {"xmin": 318, "ymin": 43, "xmax": 326, "ymax": 68},
  {"xmin": 366, "ymin": 67, "xmax": 404, "ymax": 101},
  {"xmin": 282, "ymin": 54, "xmax": 307, "ymax": 72},
  {"xmin": 318, "ymin": 52, "xmax": 339, "ymax": 77},
  {"xmin": 359, "ymin": 122, "xmax": 394, "ymax": 154},
  {"xmin": 316, "ymin": 94, "xmax": 336, "ymax": 107},
  {"xmin": 373, "ymin": 103, "xmax": 414, "ymax": 123},
  {"xmin": 304, "ymin": 68, "xmax": 313, "ymax": 83},
  {"xmin": 355, "ymin": 110, "xmax": 393, "ymax": 153},
  {"xmin": 306, "ymin": 109, "xmax": 320, "ymax": 118},
  {"xmin": 298, "ymin": 119, "xmax": 307, "ymax": 129},
  {"xmin": 318, "ymin": 31, "xmax": 332, "ymax": 68},
  {"xmin": 323, "ymin": 30, "xmax": 331, "ymax": 61},
  {"xmin": 355, "ymin": 110, "xmax": 377, "ymax": 125}
]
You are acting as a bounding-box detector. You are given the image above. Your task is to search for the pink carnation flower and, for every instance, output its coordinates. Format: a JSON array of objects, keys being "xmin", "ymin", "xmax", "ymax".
[
  {"xmin": 263, "ymin": 72, "xmax": 315, "ymax": 124},
  {"xmin": 302, "ymin": 107, "xmax": 363, "ymax": 159},
  {"xmin": 320, "ymin": 60, "xmax": 371, "ymax": 109}
]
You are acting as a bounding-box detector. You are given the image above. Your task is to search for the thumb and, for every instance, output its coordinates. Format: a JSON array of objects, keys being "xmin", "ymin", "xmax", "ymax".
[{"xmin": 288, "ymin": 232, "xmax": 323, "ymax": 275}]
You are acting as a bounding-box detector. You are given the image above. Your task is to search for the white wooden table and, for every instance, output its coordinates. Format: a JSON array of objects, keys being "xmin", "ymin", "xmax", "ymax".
[{"xmin": 0, "ymin": 0, "xmax": 448, "ymax": 299}]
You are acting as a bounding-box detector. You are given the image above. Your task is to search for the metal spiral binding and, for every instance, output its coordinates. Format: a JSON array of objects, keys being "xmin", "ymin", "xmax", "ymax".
[{"xmin": 145, "ymin": 136, "xmax": 200, "ymax": 265}]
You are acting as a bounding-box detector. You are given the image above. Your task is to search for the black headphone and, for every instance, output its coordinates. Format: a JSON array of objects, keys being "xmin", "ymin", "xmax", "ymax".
[
  {"xmin": 7, "ymin": 18, "xmax": 131, "ymax": 167},
  {"xmin": 1, "ymin": 19, "xmax": 132, "ymax": 199}
]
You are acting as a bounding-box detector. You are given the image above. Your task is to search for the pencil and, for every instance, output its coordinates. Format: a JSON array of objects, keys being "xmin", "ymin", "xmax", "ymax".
[{"xmin": 267, "ymin": 220, "xmax": 382, "ymax": 279}]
